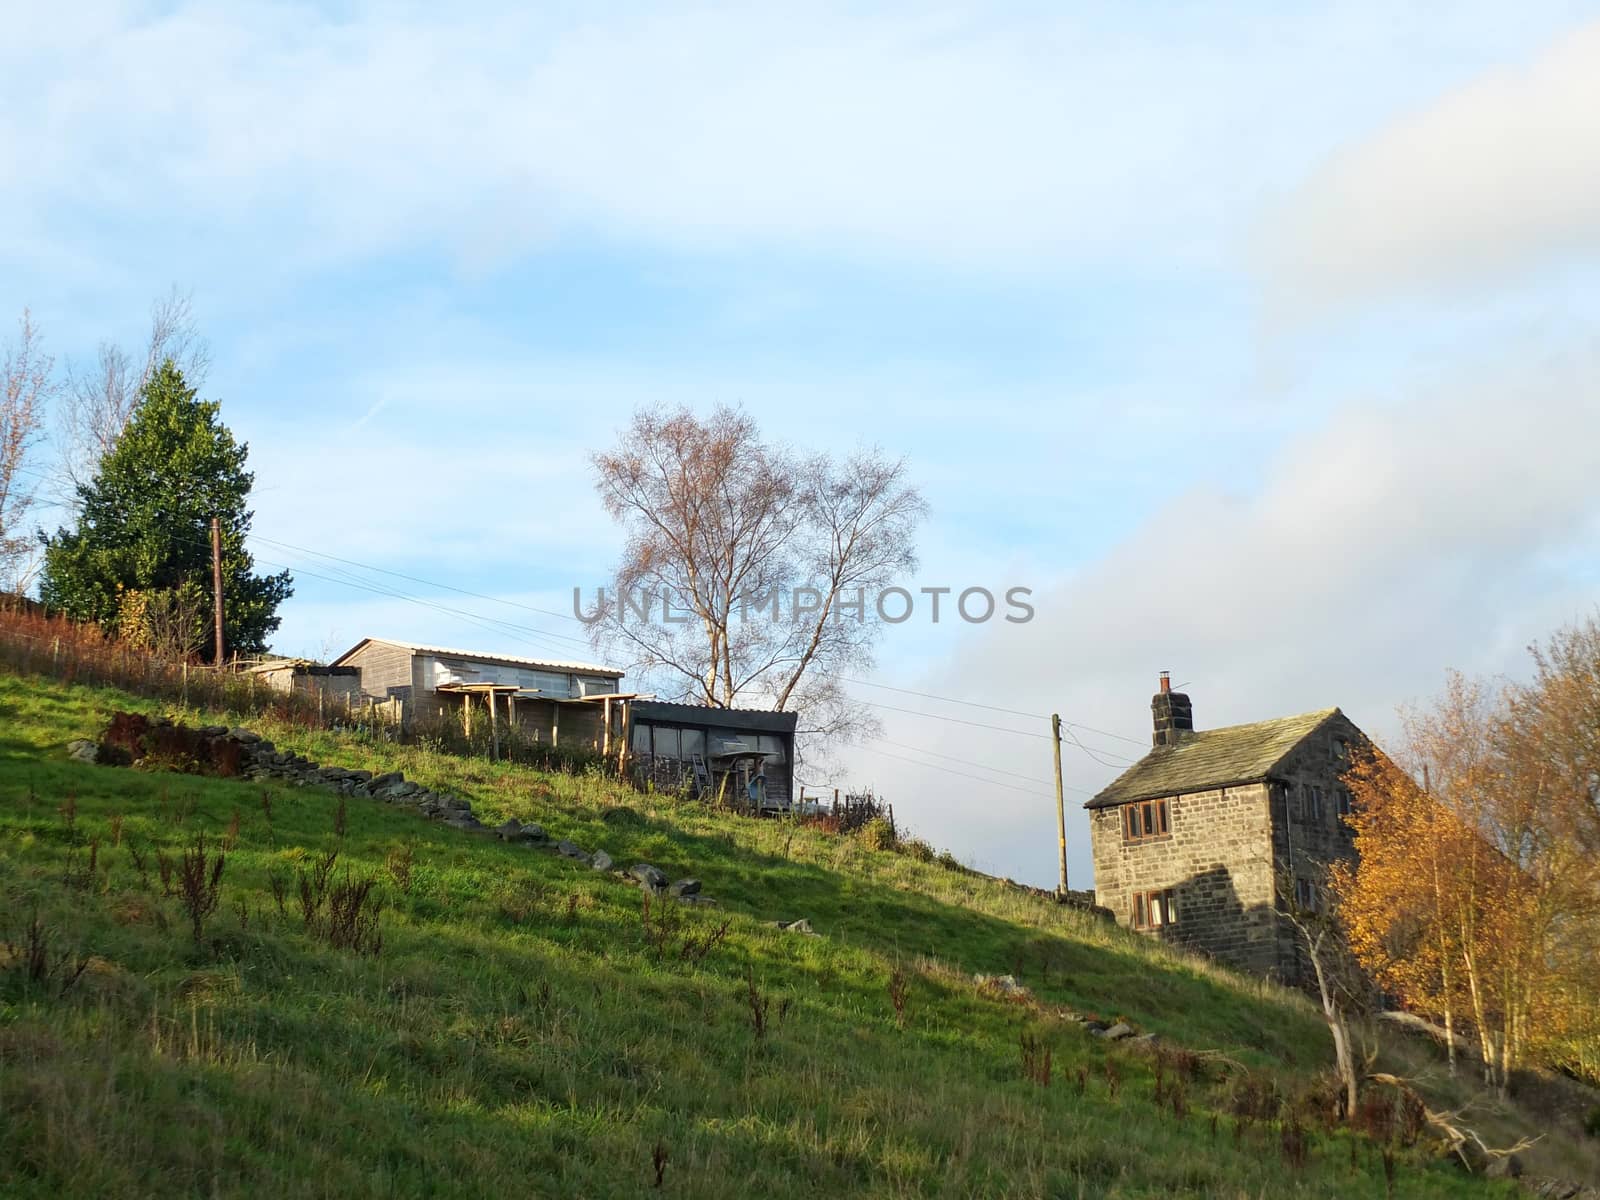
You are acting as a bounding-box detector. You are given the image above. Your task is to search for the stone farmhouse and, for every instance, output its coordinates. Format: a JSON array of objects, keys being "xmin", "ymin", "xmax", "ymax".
[{"xmin": 1085, "ymin": 673, "xmax": 1376, "ymax": 982}]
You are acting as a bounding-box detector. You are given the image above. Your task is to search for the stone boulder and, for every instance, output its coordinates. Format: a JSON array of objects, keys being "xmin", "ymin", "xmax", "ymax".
[
  {"xmin": 975, "ymin": 974, "xmax": 1030, "ymax": 999},
  {"xmin": 589, "ymin": 850, "xmax": 613, "ymax": 871},
  {"xmin": 66, "ymin": 739, "xmax": 99, "ymax": 764},
  {"xmin": 1484, "ymin": 1155, "xmax": 1522, "ymax": 1181},
  {"xmin": 495, "ymin": 820, "xmax": 524, "ymax": 841},
  {"xmin": 668, "ymin": 878, "xmax": 702, "ymax": 897},
  {"xmin": 630, "ymin": 864, "xmax": 668, "ymax": 889},
  {"xmin": 772, "ymin": 918, "xmax": 816, "ymax": 935},
  {"xmin": 1102, "ymin": 1022, "xmax": 1135, "ymax": 1041}
]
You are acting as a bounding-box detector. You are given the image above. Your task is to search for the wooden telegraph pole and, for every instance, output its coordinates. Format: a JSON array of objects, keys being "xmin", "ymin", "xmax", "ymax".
[
  {"xmin": 1051, "ymin": 713, "xmax": 1068, "ymax": 895},
  {"xmin": 210, "ymin": 516, "xmax": 225, "ymax": 668}
]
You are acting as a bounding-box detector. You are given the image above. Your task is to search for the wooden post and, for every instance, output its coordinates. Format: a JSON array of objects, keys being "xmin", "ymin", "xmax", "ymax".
[
  {"xmin": 601, "ymin": 697, "xmax": 612, "ymax": 757},
  {"xmin": 1052, "ymin": 713, "xmax": 1068, "ymax": 895},
  {"xmin": 551, "ymin": 703, "xmax": 559, "ymax": 747},
  {"xmin": 464, "ymin": 694, "xmax": 473, "ymax": 738},
  {"xmin": 489, "ymin": 690, "xmax": 500, "ymax": 762},
  {"xmin": 210, "ymin": 516, "xmax": 225, "ymax": 667}
]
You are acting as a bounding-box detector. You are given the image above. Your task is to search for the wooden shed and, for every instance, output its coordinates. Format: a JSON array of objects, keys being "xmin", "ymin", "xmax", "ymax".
[
  {"xmin": 622, "ymin": 700, "xmax": 798, "ymax": 811},
  {"xmin": 330, "ymin": 638, "xmax": 624, "ymax": 747}
]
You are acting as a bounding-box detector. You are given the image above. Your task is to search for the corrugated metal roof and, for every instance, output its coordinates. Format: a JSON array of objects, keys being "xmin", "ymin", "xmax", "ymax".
[
  {"xmin": 331, "ymin": 637, "xmax": 623, "ymax": 678},
  {"xmin": 1085, "ymin": 708, "xmax": 1340, "ymax": 809},
  {"xmin": 631, "ymin": 699, "xmax": 798, "ymax": 734}
]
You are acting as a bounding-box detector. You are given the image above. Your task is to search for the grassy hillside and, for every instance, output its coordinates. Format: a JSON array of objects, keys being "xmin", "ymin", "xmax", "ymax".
[{"xmin": 0, "ymin": 669, "xmax": 1514, "ymax": 1198}]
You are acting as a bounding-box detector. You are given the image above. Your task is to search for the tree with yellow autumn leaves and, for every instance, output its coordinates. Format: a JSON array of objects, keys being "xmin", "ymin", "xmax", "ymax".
[{"xmin": 1333, "ymin": 620, "xmax": 1600, "ymax": 1093}]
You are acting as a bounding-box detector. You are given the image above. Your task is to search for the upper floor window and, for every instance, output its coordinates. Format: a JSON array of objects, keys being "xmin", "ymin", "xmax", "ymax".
[
  {"xmin": 1133, "ymin": 888, "xmax": 1178, "ymax": 930},
  {"xmin": 1300, "ymin": 784, "xmax": 1324, "ymax": 823},
  {"xmin": 1123, "ymin": 798, "xmax": 1170, "ymax": 842}
]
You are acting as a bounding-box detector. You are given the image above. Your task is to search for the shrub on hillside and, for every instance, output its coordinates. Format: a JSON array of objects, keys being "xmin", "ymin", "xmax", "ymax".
[
  {"xmin": 901, "ymin": 837, "xmax": 935, "ymax": 863},
  {"xmin": 858, "ymin": 817, "xmax": 897, "ymax": 851}
]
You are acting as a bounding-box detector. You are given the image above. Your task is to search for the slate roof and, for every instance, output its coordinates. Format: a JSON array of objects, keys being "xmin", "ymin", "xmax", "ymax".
[{"xmin": 1085, "ymin": 708, "xmax": 1341, "ymax": 809}]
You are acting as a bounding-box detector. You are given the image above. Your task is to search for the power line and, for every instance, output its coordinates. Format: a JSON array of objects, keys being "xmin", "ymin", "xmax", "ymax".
[
  {"xmin": 845, "ymin": 674, "xmax": 1147, "ymax": 747},
  {"xmin": 856, "ymin": 745, "xmax": 1061, "ymax": 801},
  {"xmin": 854, "ymin": 698, "xmax": 1052, "ymax": 741},
  {"xmin": 249, "ymin": 533, "xmax": 590, "ymax": 630},
  {"xmin": 869, "ymin": 737, "xmax": 1095, "ymax": 795}
]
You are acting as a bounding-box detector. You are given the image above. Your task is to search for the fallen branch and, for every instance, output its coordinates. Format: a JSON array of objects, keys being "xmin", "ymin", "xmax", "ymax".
[{"xmin": 1367, "ymin": 1073, "xmax": 1541, "ymax": 1170}]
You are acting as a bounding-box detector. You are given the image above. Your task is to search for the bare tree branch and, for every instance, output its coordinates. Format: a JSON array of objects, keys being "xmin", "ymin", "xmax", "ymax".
[
  {"xmin": 57, "ymin": 286, "xmax": 210, "ymax": 503},
  {"xmin": 588, "ymin": 405, "xmax": 924, "ymax": 754},
  {"xmin": 0, "ymin": 309, "xmax": 55, "ymax": 593}
]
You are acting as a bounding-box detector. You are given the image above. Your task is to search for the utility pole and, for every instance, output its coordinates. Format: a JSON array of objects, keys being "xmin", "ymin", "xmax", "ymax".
[
  {"xmin": 1051, "ymin": 713, "xmax": 1068, "ymax": 895},
  {"xmin": 210, "ymin": 516, "xmax": 224, "ymax": 668}
]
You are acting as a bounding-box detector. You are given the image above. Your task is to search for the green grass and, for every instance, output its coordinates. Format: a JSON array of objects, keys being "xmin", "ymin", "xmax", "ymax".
[{"xmin": 0, "ymin": 669, "xmax": 1511, "ymax": 1198}]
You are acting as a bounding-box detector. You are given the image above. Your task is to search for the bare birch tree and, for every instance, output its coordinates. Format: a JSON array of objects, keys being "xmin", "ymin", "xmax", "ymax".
[
  {"xmin": 588, "ymin": 405, "xmax": 926, "ymax": 745},
  {"xmin": 57, "ymin": 286, "xmax": 211, "ymax": 500},
  {"xmin": 1280, "ymin": 871, "xmax": 1366, "ymax": 1118},
  {"xmin": 1, "ymin": 310, "xmax": 55, "ymax": 593}
]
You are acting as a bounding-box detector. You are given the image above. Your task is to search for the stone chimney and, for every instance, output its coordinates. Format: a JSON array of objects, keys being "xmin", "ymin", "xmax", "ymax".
[{"xmin": 1151, "ymin": 671, "xmax": 1194, "ymax": 747}]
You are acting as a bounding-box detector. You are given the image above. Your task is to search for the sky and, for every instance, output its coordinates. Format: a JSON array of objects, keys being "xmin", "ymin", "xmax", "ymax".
[{"xmin": 7, "ymin": 2, "xmax": 1600, "ymax": 889}]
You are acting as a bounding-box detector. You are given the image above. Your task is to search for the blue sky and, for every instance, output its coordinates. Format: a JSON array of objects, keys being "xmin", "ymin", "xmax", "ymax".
[{"xmin": 7, "ymin": 2, "xmax": 1600, "ymax": 887}]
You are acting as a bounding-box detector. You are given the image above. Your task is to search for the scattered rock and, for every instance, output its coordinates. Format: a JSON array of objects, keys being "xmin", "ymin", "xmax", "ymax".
[
  {"xmin": 66, "ymin": 739, "xmax": 99, "ymax": 763},
  {"xmin": 772, "ymin": 918, "xmax": 816, "ymax": 934},
  {"xmin": 630, "ymin": 864, "xmax": 668, "ymax": 889},
  {"xmin": 668, "ymin": 878, "xmax": 702, "ymax": 897},
  {"xmin": 1485, "ymin": 1155, "xmax": 1523, "ymax": 1181},
  {"xmin": 495, "ymin": 819, "xmax": 524, "ymax": 841},
  {"xmin": 975, "ymin": 974, "xmax": 1031, "ymax": 999},
  {"xmin": 1103, "ymin": 1022, "xmax": 1135, "ymax": 1041},
  {"xmin": 590, "ymin": 850, "xmax": 613, "ymax": 871},
  {"xmin": 520, "ymin": 823, "xmax": 549, "ymax": 844}
]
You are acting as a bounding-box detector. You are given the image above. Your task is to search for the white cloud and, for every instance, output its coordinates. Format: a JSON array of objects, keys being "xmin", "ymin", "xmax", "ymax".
[
  {"xmin": 1259, "ymin": 20, "xmax": 1600, "ymax": 312},
  {"xmin": 4, "ymin": 4, "xmax": 1586, "ymax": 279}
]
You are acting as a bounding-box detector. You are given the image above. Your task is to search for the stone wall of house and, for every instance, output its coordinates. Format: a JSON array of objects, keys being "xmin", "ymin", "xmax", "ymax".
[
  {"xmin": 1266, "ymin": 712, "xmax": 1367, "ymax": 981},
  {"xmin": 1089, "ymin": 780, "xmax": 1279, "ymax": 976}
]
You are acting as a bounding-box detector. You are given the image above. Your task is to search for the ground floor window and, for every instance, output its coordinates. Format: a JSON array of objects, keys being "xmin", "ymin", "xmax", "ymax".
[
  {"xmin": 1132, "ymin": 888, "xmax": 1178, "ymax": 930},
  {"xmin": 1293, "ymin": 877, "xmax": 1319, "ymax": 912}
]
